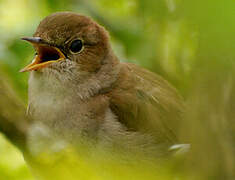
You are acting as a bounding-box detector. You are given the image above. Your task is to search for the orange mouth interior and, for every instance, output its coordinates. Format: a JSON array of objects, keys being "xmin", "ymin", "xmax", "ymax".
[
  {"xmin": 20, "ymin": 44, "xmax": 65, "ymax": 72},
  {"xmin": 38, "ymin": 45, "xmax": 62, "ymax": 62}
]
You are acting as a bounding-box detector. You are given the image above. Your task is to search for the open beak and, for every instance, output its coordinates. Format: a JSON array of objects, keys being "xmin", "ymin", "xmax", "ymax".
[{"xmin": 20, "ymin": 37, "xmax": 66, "ymax": 72}]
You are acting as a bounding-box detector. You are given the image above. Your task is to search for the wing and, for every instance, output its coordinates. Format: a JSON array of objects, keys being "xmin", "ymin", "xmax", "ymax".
[{"xmin": 108, "ymin": 63, "xmax": 184, "ymax": 144}]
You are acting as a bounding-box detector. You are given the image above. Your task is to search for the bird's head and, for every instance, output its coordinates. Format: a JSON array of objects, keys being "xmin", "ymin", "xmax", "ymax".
[{"xmin": 20, "ymin": 12, "xmax": 118, "ymax": 82}]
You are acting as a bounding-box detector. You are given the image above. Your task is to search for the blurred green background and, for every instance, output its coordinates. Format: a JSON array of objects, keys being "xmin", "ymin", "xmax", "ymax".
[{"xmin": 0, "ymin": 0, "xmax": 235, "ymax": 179}]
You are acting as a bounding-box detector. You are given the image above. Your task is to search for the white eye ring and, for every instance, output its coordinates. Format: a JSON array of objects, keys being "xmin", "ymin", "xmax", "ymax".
[{"xmin": 69, "ymin": 39, "xmax": 84, "ymax": 54}]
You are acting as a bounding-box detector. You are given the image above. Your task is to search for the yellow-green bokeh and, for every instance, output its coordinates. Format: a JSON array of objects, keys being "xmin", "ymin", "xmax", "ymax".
[{"xmin": 0, "ymin": 0, "xmax": 235, "ymax": 179}]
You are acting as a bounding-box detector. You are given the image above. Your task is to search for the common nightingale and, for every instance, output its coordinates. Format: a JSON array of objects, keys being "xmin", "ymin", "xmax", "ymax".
[{"xmin": 21, "ymin": 12, "xmax": 184, "ymax": 165}]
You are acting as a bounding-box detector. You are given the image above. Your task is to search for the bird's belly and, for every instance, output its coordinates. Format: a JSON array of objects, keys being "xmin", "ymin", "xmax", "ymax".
[
  {"xmin": 30, "ymin": 92, "xmax": 75, "ymax": 127},
  {"xmin": 29, "ymin": 91, "xmax": 102, "ymax": 138},
  {"xmin": 28, "ymin": 93, "xmax": 82, "ymax": 154}
]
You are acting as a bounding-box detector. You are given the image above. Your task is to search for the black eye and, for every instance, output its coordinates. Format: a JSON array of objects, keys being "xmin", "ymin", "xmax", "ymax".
[{"xmin": 69, "ymin": 39, "xmax": 83, "ymax": 53}]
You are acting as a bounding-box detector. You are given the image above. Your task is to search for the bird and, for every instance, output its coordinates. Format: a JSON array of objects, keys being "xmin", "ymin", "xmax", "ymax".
[{"xmin": 20, "ymin": 12, "xmax": 184, "ymax": 178}]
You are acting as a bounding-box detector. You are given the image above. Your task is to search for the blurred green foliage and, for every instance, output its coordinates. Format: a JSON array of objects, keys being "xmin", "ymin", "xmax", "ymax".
[
  {"xmin": 0, "ymin": 135, "xmax": 32, "ymax": 180},
  {"xmin": 0, "ymin": 0, "xmax": 235, "ymax": 179}
]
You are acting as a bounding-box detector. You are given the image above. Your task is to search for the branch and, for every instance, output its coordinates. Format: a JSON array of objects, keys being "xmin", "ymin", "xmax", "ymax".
[{"xmin": 0, "ymin": 71, "xmax": 28, "ymax": 152}]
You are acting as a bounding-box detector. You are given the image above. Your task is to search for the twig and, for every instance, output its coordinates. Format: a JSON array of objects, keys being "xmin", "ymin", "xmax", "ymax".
[{"xmin": 0, "ymin": 71, "xmax": 28, "ymax": 152}]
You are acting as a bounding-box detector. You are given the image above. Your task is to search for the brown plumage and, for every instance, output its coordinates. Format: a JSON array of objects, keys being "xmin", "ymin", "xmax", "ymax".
[
  {"xmin": 21, "ymin": 12, "xmax": 184, "ymax": 162},
  {"xmin": 108, "ymin": 63, "xmax": 183, "ymax": 144}
]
